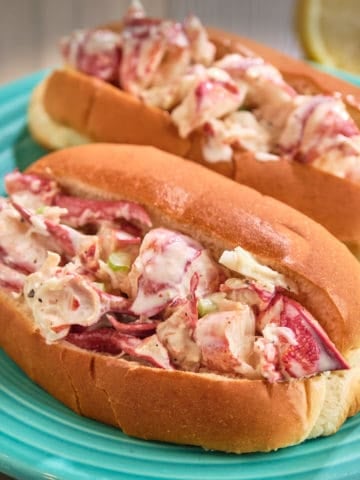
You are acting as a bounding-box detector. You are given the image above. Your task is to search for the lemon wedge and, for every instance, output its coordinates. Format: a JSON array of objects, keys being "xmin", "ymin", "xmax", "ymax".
[{"xmin": 296, "ymin": 0, "xmax": 360, "ymax": 75}]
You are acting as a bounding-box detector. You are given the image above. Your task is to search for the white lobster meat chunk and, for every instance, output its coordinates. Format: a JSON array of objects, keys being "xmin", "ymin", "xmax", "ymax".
[
  {"xmin": 120, "ymin": 2, "xmax": 215, "ymax": 98},
  {"xmin": 202, "ymin": 111, "xmax": 273, "ymax": 164},
  {"xmin": 116, "ymin": 333, "xmax": 174, "ymax": 369},
  {"xmin": 194, "ymin": 306, "xmax": 257, "ymax": 377},
  {"xmin": 140, "ymin": 64, "xmax": 207, "ymax": 110},
  {"xmin": 96, "ymin": 222, "xmax": 140, "ymax": 264},
  {"xmin": 0, "ymin": 199, "xmax": 50, "ymax": 274},
  {"xmin": 121, "ymin": 4, "xmax": 190, "ymax": 95},
  {"xmin": 183, "ymin": 14, "xmax": 216, "ymax": 66},
  {"xmin": 221, "ymin": 277, "xmax": 275, "ymax": 313},
  {"xmin": 10, "ymin": 200, "xmax": 99, "ymax": 269},
  {"xmin": 157, "ymin": 274, "xmax": 200, "ymax": 371},
  {"xmin": 129, "ymin": 228, "xmax": 221, "ymax": 317},
  {"xmin": 24, "ymin": 253, "xmax": 130, "ymax": 343},
  {"xmin": 278, "ymin": 95, "xmax": 360, "ymax": 180},
  {"xmin": 215, "ymin": 54, "xmax": 296, "ymax": 103},
  {"xmin": 172, "ymin": 67, "xmax": 247, "ymax": 138},
  {"xmin": 215, "ymin": 53, "xmax": 297, "ymax": 132}
]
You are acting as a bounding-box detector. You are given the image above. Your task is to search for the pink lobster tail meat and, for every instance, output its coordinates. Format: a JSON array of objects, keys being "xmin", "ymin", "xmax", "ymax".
[
  {"xmin": 44, "ymin": 221, "xmax": 83, "ymax": 258},
  {"xmin": 115, "ymin": 230, "xmax": 141, "ymax": 246},
  {"xmin": 0, "ymin": 242, "xmax": 43, "ymax": 275},
  {"xmin": 61, "ymin": 29, "xmax": 121, "ymax": 83},
  {"xmin": 0, "ymin": 262, "xmax": 26, "ymax": 293},
  {"xmin": 116, "ymin": 333, "xmax": 173, "ymax": 369},
  {"xmin": 185, "ymin": 272, "xmax": 199, "ymax": 330},
  {"xmin": 10, "ymin": 200, "xmax": 98, "ymax": 263},
  {"xmin": 5, "ymin": 171, "xmax": 58, "ymax": 199},
  {"xmin": 6, "ymin": 171, "xmax": 151, "ymax": 229},
  {"xmin": 107, "ymin": 314, "xmax": 159, "ymax": 337},
  {"xmin": 97, "ymin": 290, "xmax": 131, "ymax": 315},
  {"xmin": 66, "ymin": 328, "xmax": 126, "ymax": 355},
  {"xmin": 66, "ymin": 328, "xmax": 173, "ymax": 369},
  {"xmin": 24, "ymin": 254, "xmax": 131, "ymax": 342},
  {"xmin": 258, "ymin": 295, "xmax": 349, "ymax": 378},
  {"xmin": 54, "ymin": 194, "xmax": 152, "ymax": 228}
]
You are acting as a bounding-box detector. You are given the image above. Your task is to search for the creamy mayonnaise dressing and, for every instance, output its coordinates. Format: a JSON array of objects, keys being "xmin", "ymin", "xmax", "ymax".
[
  {"xmin": 24, "ymin": 253, "xmax": 103, "ymax": 342},
  {"xmin": 129, "ymin": 228, "xmax": 220, "ymax": 316},
  {"xmin": 0, "ymin": 200, "xmax": 51, "ymax": 273},
  {"xmin": 171, "ymin": 67, "xmax": 247, "ymax": 138}
]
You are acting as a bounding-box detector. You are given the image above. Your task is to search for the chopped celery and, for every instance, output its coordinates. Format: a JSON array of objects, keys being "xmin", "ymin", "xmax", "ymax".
[
  {"xmin": 198, "ymin": 297, "xmax": 218, "ymax": 317},
  {"xmin": 107, "ymin": 251, "xmax": 131, "ymax": 272},
  {"xmin": 93, "ymin": 282, "xmax": 106, "ymax": 291}
]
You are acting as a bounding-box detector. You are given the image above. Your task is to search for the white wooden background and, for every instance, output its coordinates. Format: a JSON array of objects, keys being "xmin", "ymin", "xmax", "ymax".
[{"xmin": 0, "ymin": 0, "xmax": 302, "ymax": 85}]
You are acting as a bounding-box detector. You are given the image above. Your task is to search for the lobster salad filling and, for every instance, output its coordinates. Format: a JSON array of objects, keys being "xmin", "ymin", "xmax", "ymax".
[
  {"xmin": 59, "ymin": 1, "xmax": 360, "ymax": 182},
  {"xmin": 0, "ymin": 171, "xmax": 349, "ymax": 382}
]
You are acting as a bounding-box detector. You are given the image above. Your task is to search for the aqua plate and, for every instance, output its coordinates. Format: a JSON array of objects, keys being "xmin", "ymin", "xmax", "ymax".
[{"xmin": 0, "ymin": 68, "xmax": 360, "ymax": 480}]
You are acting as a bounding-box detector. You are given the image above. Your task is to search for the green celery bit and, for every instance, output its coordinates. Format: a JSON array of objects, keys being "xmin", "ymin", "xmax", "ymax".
[{"xmin": 107, "ymin": 251, "xmax": 131, "ymax": 272}]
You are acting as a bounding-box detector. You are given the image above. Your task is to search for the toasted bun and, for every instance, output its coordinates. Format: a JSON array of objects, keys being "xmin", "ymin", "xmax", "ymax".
[
  {"xmin": 28, "ymin": 26, "xmax": 360, "ymax": 253},
  {"xmin": 1, "ymin": 144, "xmax": 360, "ymax": 453}
]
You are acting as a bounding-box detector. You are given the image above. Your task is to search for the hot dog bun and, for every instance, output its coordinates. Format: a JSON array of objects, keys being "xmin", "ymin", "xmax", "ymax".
[
  {"xmin": 1, "ymin": 144, "xmax": 360, "ymax": 453},
  {"xmin": 28, "ymin": 25, "xmax": 360, "ymax": 256}
]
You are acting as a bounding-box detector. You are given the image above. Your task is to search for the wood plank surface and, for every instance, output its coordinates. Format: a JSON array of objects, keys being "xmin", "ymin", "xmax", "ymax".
[{"xmin": 0, "ymin": 0, "xmax": 301, "ymax": 85}]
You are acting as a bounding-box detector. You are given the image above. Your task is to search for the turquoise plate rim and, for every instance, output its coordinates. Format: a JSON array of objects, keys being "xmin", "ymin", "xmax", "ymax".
[{"xmin": 0, "ymin": 64, "xmax": 359, "ymax": 480}]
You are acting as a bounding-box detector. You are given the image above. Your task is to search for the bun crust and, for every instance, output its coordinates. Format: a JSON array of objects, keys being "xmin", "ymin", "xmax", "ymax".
[
  {"xmin": 0, "ymin": 145, "xmax": 359, "ymax": 452},
  {"xmin": 232, "ymin": 152, "xmax": 360, "ymax": 251},
  {"xmin": 28, "ymin": 26, "xmax": 360, "ymax": 251}
]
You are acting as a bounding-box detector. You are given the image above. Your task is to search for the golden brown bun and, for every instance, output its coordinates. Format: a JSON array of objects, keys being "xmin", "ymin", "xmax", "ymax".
[
  {"xmin": 1, "ymin": 144, "xmax": 360, "ymax": 453},
  {"xmin": 28, "ymin": 25, "xmax": 360, "ymax": 252},
  {"xmin": 37, "ymin": 68, "xmax": 190, "ymax": 157},
  {"xmin": 233, "ymin": 152, "xmax": 360, "ymax": 252},
  {"xmin": 2, "ymin": 291, "xmax": 359, "ymax": 454}
]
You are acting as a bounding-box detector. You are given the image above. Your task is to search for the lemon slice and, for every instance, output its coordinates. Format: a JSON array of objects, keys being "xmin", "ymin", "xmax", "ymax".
[{"xmin": 296, "ymin": 0, "xmax": 360, "ymax": 75}]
